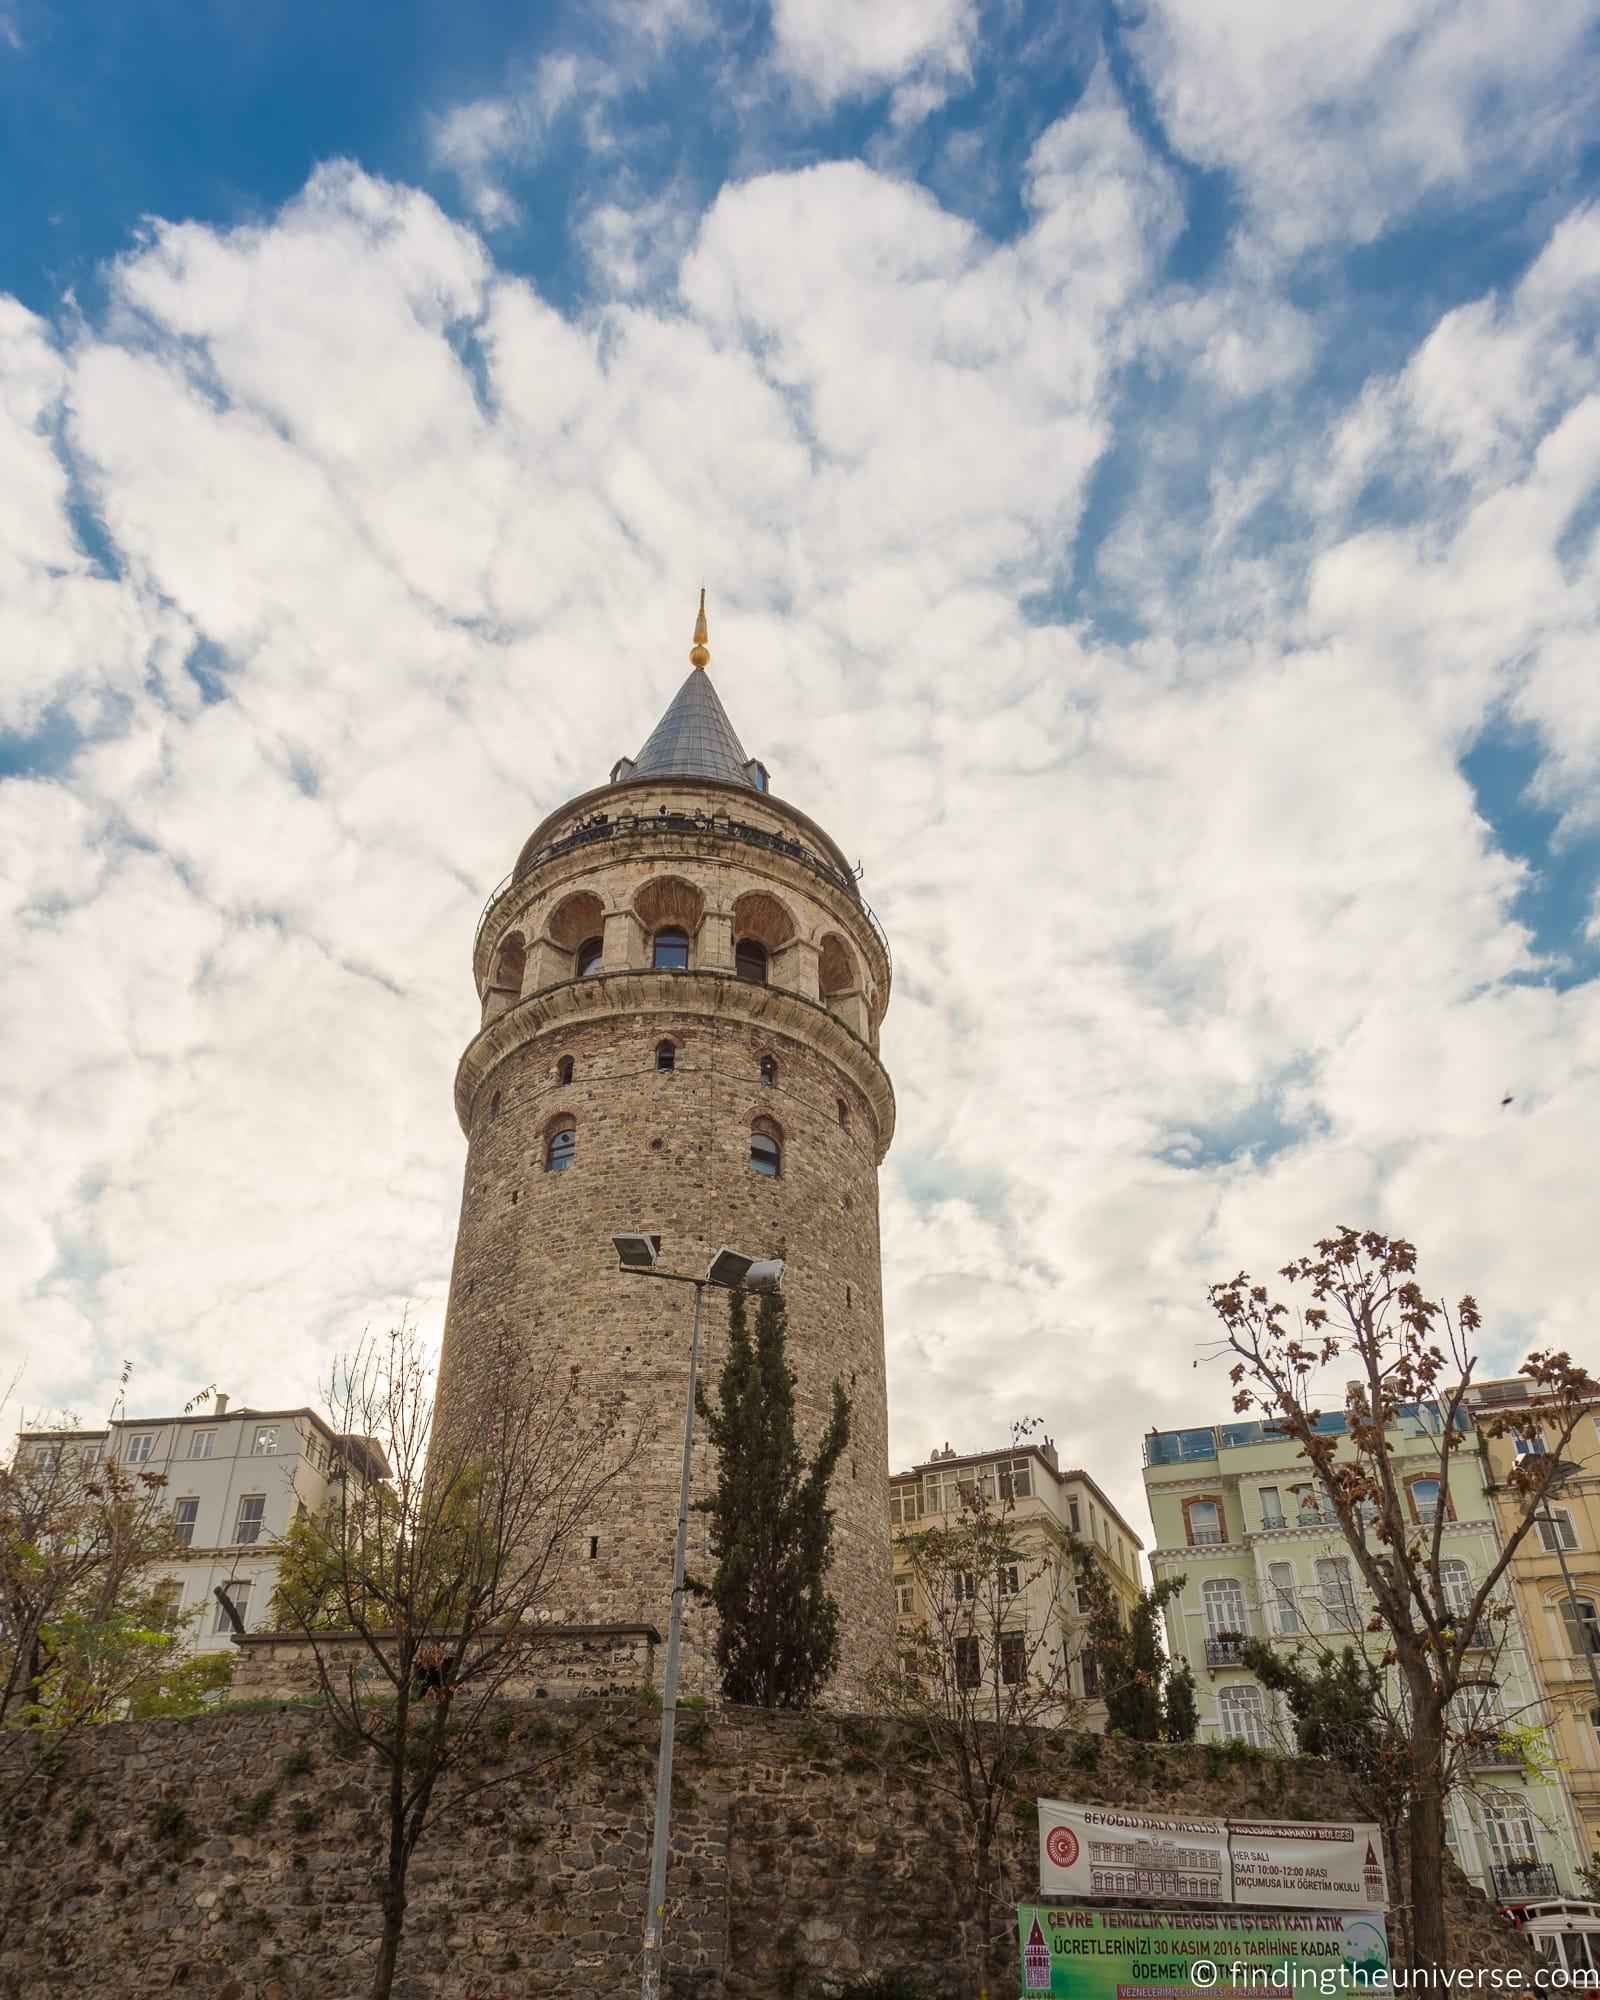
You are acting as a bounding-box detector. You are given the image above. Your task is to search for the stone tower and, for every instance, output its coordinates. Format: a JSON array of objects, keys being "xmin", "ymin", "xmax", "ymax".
[{"xmin": 433, "ymin": 598, "xmax": 896, "ymax": 1694}]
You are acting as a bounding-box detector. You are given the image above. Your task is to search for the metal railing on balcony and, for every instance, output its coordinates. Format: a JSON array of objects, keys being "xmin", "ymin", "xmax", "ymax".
[
  {"xmin": 1468, "ymin": 1740, "xmax": 1526, "ymax": 1771},
  {"xmin": 1205, "ymin": 1636, "xmax": 1246, "ymax": 1667},
  {"xmin": 1189, "ymin": 1527, "xmax": 1226, "ymax": 1545},
  {"xmin": 1491, "ymin": 1863, "xmax": 1559, "ymax": 1900}
]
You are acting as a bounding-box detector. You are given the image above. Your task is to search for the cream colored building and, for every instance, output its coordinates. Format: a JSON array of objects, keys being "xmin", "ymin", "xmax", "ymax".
[
  {"xmin": 889, "ymin": 1438, "xmax": 1143, "ymax": 1725},
  {"xmin": 1468, "ymin": 1377, "xmax": 1600, "ymax": 1882},
  {"xmin": 16, "ymin": 1397, "xmax": 388, "ymax": 1654}
]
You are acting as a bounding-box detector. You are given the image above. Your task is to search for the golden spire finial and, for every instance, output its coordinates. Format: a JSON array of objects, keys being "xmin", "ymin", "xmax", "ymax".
[{"xmin": 690, "ymin": 588, "xmax": 710, "ymax": 669}]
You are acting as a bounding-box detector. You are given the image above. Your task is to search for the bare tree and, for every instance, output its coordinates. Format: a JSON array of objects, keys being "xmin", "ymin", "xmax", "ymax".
[
  {"xmin": 269, "ymin": 1322, "xmax": 638, "ymax": 2000},
  {"xmin": 1209, "ymin": 1227, "xmax": 1598, "ymax": 1971},
  {"xmin": 869, "ymin": 1458, "xmax": 1077, "ymax": 2000}
]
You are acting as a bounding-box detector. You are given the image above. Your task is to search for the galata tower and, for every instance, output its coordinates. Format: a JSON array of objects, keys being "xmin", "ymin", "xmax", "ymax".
[{"xmin": 433, "ymin": 597, "xmax": 896, "ymax": 1694}]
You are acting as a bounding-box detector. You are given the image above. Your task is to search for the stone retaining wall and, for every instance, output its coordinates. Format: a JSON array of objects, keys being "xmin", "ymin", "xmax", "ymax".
[{"xmin": 0, "ymin": 1700, "xmax": 1530, "ymax": 1999}]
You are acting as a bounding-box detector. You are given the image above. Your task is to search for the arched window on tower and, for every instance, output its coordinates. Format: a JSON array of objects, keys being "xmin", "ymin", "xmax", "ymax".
[
  {"xmin": 576, "ymin": 937, "xmax": 604, "ymax": 977},
  {"xmin": 556, "ymin": 1055, "xmax": 574, "ymax": 1086},
  {"xmin": 545, "ymin": 1120, "xmax": 577, "ymax": 1173},
  {"xmin": 836, "ymin": 1098, "xmax": 849, "ymax": 1128},
  {"xmin": 653, "ymin": 926, "xmax": 690, "ymax": 971},
  {"xmin": 735, "ymin": 938, "xmax": 768, "ymax": 983},
  {"xmin": 656, "ymin": 1040, "xmax": 676, "ymax": 1073},
  {"xmin": 759, "ymin": 1055, "xmax": 777, "ymax": 1087},
  {"xmin": 488, "ymin": 1090, "xmax": 502, "ymax": 1123},
  {"xmin": 750, "ymin": 1117, "xmax": 782, "ymax": 1179}
]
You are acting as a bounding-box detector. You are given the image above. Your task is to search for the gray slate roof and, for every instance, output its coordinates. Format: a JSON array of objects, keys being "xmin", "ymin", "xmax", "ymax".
[{"xmin": 628, "ymin": 669, "xmax": 757, "ymax": 788}]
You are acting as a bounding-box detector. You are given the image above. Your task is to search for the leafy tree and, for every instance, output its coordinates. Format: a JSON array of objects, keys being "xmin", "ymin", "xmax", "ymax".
[
  {"xmin": 1163, "ymin": 1660, "xmax": 1199, "ymax": 1743},
  {"xmin": 1208, "ymin": 1227, "xmax": 1598, "ymax": 1971},
  {"xmin": 868, "ymin": 1435, "xmax": 1074, "ymax": 2000},
  {"xmin": 692, "ymin": 1284, "xmax": 850, "ymax": 1708},
  {"xmin": 0, "ymin": 1406, "xmax": 206, "ymax": 1728},
  {"xmin": 270, "ymin": 1321, "xmax": 638, "ymax": 2000},
  {"xmin": 1072, "ymin": 1551, "xmax": 1195, "ymax": 1741}
]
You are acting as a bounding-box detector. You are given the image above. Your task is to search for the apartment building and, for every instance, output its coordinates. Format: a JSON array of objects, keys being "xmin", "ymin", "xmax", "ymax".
[
  {"xmin": 16, "ymin": 1396, "xmax": 388, "ymax": 1655},
  {"xmin": 889, "ymin": 1437, "xmax": 1143, "ymax": 1726},
  {"xmin": 1467, "ymin": 1376, "xmax": 1600, "ymax": 1878},
  {"xmin": 1141, "ymin": 1404, "xmax": 1586, "ymax": 1905}
]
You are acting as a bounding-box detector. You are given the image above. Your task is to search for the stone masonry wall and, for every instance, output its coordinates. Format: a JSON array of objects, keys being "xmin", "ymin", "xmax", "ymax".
[
  {"xmin": 432, "ymin": 773, "xmax": 898, "ymax": 1701},
  {"xmin": 0, "ymin": 1698, "xmax": 1530, "ymax": 2000}
]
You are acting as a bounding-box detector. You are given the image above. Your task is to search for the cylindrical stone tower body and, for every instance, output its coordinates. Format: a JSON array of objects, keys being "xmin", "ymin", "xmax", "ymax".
[{"xmin": 432, "ymin": 618, "xmax": 896, "ymax": 1696}]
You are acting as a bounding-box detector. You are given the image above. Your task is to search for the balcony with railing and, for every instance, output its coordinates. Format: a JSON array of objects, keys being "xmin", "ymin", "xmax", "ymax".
[
  {"xmin": 1205, "ymin": 1635, "xmax": 1247, "ymax": 1667},
  {"xmin": 1491, "ymin": 1862, "xmax": 1559, "ymax": 1900},
  {"xmin": 1189, "ymin": 1527, "xmax": 1226, "ymax": 1546}
]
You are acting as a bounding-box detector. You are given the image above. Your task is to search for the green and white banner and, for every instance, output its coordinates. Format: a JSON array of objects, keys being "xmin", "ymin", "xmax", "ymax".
[{"xmin": 1018, "ymin": 1906, "xmax": 1391, "ymax": 1997}]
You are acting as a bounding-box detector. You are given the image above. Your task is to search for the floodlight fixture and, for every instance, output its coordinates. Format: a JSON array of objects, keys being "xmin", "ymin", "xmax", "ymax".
[
  {"xmin": 613, "ymin": 1233, "xmax": 659, "ymax": 1271},
  {"xmin": 743, "ymin": 1258, "xmax": 785, "ymax": 1296},
  {"xmin": 705, "ymin": 1247, "xmax": 754, "ymax": 1289}
]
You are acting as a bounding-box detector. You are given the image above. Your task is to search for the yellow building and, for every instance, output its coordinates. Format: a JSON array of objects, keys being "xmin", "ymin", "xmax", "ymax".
[
  {"xmin": 888, "ymin": 1437, "xmax": 1143, "ymax": 1727},
  {"xmin": 1469, "ymin": 1378, "xmax": 1600, "ymax": 1881}
]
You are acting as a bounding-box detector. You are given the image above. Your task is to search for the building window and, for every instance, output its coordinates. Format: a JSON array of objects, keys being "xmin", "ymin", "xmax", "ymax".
[
  {"xmin": 750, "ymin": 1119, "xmax": 782, "ymax": 1178},
  {"xmin": 1187, "ymin": 1498, "xmax": 1223, "ymax": 1546},
  {"xmin": 124, "ymin": 1434, "xmax": 155, "ymax": 1464},
  {"xmin": 1067, "ymin": 1498, "xmax": 1080, "ymax": 1532},
  {"xmin": 953, "ymin": 1636, "xmax": 982, "ymax": 1690},
  {"xmin": 252, "ymin": 1426, "xmax": 278, "ymax": 1456},
  {"xmin": 1561, "ymin": 1596, "xmax": 1600, "ymax": 1659},
  {"xmin": 1315, "ymin": 1556, "xmax": 1361, "ymax": 1633},
  {"xmin": 153, "ymin": 1579, "xmax": 183, "ymax": 1628},
  {"xmin": 1538, "ymin": 1508, "xmax": 1580, "ymax": 1552},
  {"xmin": 1219, "ymin": 1685, "xmax": 1270, "ymax": 1749},
  {"xmin": 759, "ymin": 1055, "xmax": 777, "ymax": 1086},
  {"xmin": 896, "ymin": 1582, "xmax": 915, "ymax": 1615},
  {"xmin": 234, "ymin": 1496, "xmax": 266, "ymax": 1545},
  {"xmin": 1438, "ymin": 1558, "xmax": 1473, "ymax": 1621},
  {"xmin": 953, "ymin": 1570, "xmax": 978, "ymax": 1603},
  {"xmin": 1514, "ymin": 1434, "xmax": 1548, "ymax": 1457},
  {"xmin": 652, "ymin": 926, "xmax": 690, "ymax": 971},
  {"xmin": 1259, "ymin": 1485, "xmax": 1285, "ymax": 1530},
  {"xmin": 189, "ymin": 1430, "xmax": 215, "ymax": 1460},
  {"xmin": 577, "ymin": 937, "xmax": 603, "ymax": 977},
  {"xmin": 213, "ymin": 1579, "xmax": 253, "ymax": 1634},
  {"xmin": 1291, "ymin": 1483, "xmax": 1327, "ymax": 1526},
  {"xmin": 999, "ymin": 1564, "xmax": 1021, "ymax": 1597},
  {"xmin": 1267, "ymin": 1561, "xmax": 1300, "ymax": 1635},
  {"xmin": 1203, "ymin": 1577, "xmax": 1248, "ymax": 1642},
  {"xmin": 174, "ymin": 1498, "xmax": 200, "ymax": 1547},
  {"xmin": 656, "ymin": 1040, "xmax": 676, "ymax": 1073},
  {"xmin": 1409, "ymin": 1477, "xmax": 1445, "ymax": 1524},
  {"xmin": 889, "ymin": 1486, "xmax": 921, "ymax": 1525},
  {"xmin": 999, "ymin": 1631, "xmax": 1027, "ymax": 1686},
  {"xmin": 546, "ymin": 1120, "xmax": 577, "ymax": 1172},
  {"xmin": 837, "ymin": 1098, "xmax": 849, "ymax": 1127},
  {"xmin": 735, "ymin": 938, "xmax": 768, "ymax": 983},
  {"xmin": 1081, "ymin": 1649, "xmax": 1100, "ymax": 1698},
  {"xmin": 488, "ymin": 1090, "xmax": 502, "ymax": 1122}
]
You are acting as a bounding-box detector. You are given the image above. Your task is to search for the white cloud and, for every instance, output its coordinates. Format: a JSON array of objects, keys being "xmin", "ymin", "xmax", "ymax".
[
  {"xmin": 429, "ymin": 54, "xmax": 604, "ymax": 227},
  {"xmin": 3, "ymin": 73, "xmax": 1600, "ymax": 1547},
  {"xmin": 769, "ymin": 0, "xmax": 978, "ymax": 117},
  {"xmin": 1128, "ymin": 0, "xmax": 1600, "ymax": 254}
]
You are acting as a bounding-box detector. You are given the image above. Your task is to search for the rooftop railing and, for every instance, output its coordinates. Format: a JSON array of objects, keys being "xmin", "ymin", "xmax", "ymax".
[{"xmin": 472, "ymin": 806, "xmax": 892, "ymax": 973}]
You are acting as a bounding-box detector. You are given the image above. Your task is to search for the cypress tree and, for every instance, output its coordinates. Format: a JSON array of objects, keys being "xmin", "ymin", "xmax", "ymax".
[{"xmin": 694, "ymin": 1284, "xmax": 851, "ymax": 1707}]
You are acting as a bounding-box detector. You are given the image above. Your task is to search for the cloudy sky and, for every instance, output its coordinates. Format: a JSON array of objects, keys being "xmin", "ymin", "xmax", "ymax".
[{"xmin": 3, "ymin": 0, "xmax": 1600, "ymax": 1545}]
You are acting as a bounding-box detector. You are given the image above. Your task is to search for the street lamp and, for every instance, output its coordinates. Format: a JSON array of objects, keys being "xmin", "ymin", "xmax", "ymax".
[
  {"xmin": 1537, "ymin": 1459, "xmax": 1600, "ymax": 1729},
  {"xmin": 611, "ymin": 1235, "xmax": 785, "ymax": 2000}
]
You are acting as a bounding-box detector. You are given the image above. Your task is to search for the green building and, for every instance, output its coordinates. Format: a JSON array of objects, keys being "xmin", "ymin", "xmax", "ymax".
[{"xmin": 1141, "ymin": 1405, "xmax": 1588, "ymax": 1904}]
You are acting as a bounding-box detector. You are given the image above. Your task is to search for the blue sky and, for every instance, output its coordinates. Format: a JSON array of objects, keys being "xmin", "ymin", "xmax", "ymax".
[{"xmin": 3, "ymin": 0, "xmax": 1600, "ymax": 1533}]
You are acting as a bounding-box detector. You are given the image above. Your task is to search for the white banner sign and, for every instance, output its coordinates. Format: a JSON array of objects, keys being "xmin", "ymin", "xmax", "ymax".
[
  {"xmin": 1037, "ymin": 1804, "xmax": 1388, "ymax": 1911},
  {"xmin": 1228, "ymin": 1820, "xmax": 1388, "ymax": 1911},
  {"xmin": 1038, "ymin": 1803, "xmax": 1232, "ymax": 1904}
]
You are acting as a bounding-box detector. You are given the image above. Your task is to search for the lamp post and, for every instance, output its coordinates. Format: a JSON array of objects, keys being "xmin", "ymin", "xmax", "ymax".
[{"xmin": 611, "ymin": 1234, "xmax": 785, "ymax": 2000}]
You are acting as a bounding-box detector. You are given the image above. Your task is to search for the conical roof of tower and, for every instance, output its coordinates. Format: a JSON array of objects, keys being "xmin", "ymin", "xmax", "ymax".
[
  {"xmin": 622, "ymin": 592, "xmax": 762, "ymax": 790},
  {"xmin": 629, "ymin": 666, "xmax": 756, "ymax": 786}
]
